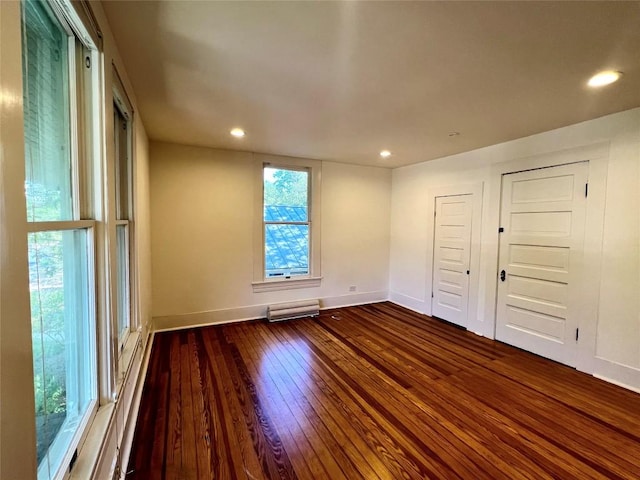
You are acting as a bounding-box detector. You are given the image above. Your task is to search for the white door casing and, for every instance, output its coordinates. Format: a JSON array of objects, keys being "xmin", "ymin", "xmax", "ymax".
[
  {"xmin": 432, "ymin": 195, "xmax": 473, "ymax": 328},
  {"xmin": 496, "ymin": 162, "xmax": 588, "ymax": 366}
]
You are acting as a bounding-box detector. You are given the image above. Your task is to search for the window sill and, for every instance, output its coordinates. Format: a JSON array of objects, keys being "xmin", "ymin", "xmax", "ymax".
[
  {"xmin": 252, "ymin": 276, "xmax": 322, "ymax": 293},
  {"xmin": 69, "ymin": 402, "xmax": 113, "ymax": 479},
  {"xmin": 70, "ymin": 329, "xmax": 144, "ymax": 479}
]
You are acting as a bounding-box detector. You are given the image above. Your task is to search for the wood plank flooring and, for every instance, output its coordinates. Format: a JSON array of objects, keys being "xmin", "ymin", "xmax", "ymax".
[{"xmin": 126, "ymin": 302, "xmax": 640, "ymax": 479}]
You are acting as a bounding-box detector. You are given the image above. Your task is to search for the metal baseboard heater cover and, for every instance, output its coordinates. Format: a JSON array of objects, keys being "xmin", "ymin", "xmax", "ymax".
[{"xmin": 267, "ymin": 299, "xmax": 320, "ymax": 322}]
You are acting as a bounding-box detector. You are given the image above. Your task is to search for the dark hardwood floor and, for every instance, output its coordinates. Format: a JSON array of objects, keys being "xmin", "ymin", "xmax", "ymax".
[{"xmin": 126, "ymin": 302, "xmax": 640, "ymax": 479}]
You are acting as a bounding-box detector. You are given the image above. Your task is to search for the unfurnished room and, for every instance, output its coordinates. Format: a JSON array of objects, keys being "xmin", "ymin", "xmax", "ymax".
[{"xmin": 1, "ymin": 1, "xmax": 640, "ymax": 479}]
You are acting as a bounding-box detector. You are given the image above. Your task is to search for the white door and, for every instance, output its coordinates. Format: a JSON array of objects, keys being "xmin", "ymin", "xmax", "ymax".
[
  {"xmin": 432, "ymin": 195, "xmax": 472, "ymax": 328},
  {"xmin": 496, "ymin": 162, "xmax": 588, "ymax": 366}
]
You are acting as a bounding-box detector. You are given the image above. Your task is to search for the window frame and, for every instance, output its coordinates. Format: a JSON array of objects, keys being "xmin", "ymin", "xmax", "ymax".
[
  {"xmin": 252, "ymin": 155, "xmax": 322, "ymax": 292},
  {"xmin": 263, "ymin": 165, "xmax": 310, "ymax": 279},
  {"xmin": 111, "ymin": 67, "xmax": 140, "ymax": 394},
  {"xmin": 112, "ymin": 71, "xmax": 135, "ymax": 352},
  {"xmin": 21, "ymin": 0, "xmax": 100, "ymax": 478}
]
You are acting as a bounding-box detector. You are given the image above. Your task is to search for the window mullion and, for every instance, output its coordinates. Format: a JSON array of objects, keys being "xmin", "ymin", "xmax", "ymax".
[{"xmin": 27, "ymin": 220, "xmax": 95, "ymax": 233}]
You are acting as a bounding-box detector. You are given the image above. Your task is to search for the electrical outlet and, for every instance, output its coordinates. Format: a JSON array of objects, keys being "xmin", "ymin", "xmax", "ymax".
[{"xmin": 349, "ymin": 285, "xmax": 357, "ymax": 292}]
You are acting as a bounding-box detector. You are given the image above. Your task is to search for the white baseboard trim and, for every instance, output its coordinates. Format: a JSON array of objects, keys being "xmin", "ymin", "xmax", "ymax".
[
  {"xmin": 320, "ymin": 291, "xmax": 388, "ymax": 309},
  {"xmin": 154, "ymin": 291, "xmax": 389, "ymax": 332},
  {"xmin": 388, "ymin": 291, "xmax": 427, "ymax": 315},
  {"xmin": 154, "ymin": 305, "xmax": 265, "ymax": 331},
  {"xmin": 593, "ymin": 357, "xmax": 640, "ymax": 394}
]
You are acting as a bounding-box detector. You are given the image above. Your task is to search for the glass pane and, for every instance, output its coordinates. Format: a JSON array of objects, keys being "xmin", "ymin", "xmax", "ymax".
[
  {"xmin": 116, "ymin": 224, "xmax": 130, "ymax": 343},
  {"xmin": 264, "ymin": 167, "xmax": 308, "ymax": 222},
  {"xmin": 265, "ymin": 224, "xmax": 309, "ymax": 278},
  {"xmin": 29, "ymin": 229, "xmax": 95, "ymax": 479},
  {"xmin": 23, "ymin": 0, "xmax": 73, "ymax": 222}
]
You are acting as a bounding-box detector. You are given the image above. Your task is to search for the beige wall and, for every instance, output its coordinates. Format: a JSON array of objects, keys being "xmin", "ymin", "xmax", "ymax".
[
  {"xmin": 150, "ymin": 142, "xmax": 391, "ymax": 327},
  {"xmin": 134, "ymin": 122, "xmax": 153, "ymax": 339},
  {"xmin": 390, "ymin": 108, "xmax": 640, "ymax": 391}
]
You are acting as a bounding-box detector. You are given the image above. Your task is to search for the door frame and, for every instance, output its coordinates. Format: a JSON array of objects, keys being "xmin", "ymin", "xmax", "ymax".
[
  {"xmin": 485, "ymin": 142, "xmax": 609, "ymax": 374},
  {"xmin": 425, "ymin": 183, "xmax": 483, "ymax": 333}
]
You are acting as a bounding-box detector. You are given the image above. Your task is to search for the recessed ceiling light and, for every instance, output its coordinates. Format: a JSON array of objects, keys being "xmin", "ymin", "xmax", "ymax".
[
  {"xmin": 230, "ymin": 128, "xmax": 245, "ymax": 138},
  {"xmin": 380, "ymin": 150, "xmax": 391, "ymax": 158},
  {"xmin": 588, "ymin": 70, "xmax": 622, "ymax": 88}
]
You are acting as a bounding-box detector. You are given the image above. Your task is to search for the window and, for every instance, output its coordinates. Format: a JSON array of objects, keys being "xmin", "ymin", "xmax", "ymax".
[
  {"xmin": 253, "ymin": 157, "xmax": 321, "ymax": 291},
  {"xmin": 113, "ymin": 80, "xmax": 134, "ymax": 351},
  {"xmin": 264, "ymin": 167, "xmax": 310, "ymax": 278},
  {"xmin": 22, "ymin": 0, "xmax": 98, "ymax": 478}
]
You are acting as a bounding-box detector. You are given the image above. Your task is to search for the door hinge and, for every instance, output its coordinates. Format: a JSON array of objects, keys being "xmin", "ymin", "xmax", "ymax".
[
  {"xmin": 585, "ymin": 183, "xmax": 588, "ymax": 198},
  {"xmin": 575, "ymin": 328, "xmax": 579, "ymax": 341},
  {"xmin": 498, "ymin": 227, "xmax": 504, "ymax": 233},
  {"xmin": 431, "ymin": 292, "xmax": 434, "ymax": 298}
]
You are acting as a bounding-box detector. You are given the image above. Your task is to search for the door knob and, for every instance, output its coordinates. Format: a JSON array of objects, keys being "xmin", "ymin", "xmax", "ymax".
[{"xmin": 500, "ymin": 269, "xmax": 506, "ymax": 282}]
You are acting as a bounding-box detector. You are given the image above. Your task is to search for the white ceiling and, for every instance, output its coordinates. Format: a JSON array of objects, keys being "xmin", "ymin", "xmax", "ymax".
[{"xmin": 103, "ymin": 1, "xmax": 640, "ymax": 168}]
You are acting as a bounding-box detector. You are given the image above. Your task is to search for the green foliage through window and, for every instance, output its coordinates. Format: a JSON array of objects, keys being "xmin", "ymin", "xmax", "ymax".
[
  {"xmin": 22, "ymin": 0, "xmax": 96, "ymax": 476},
  {"xmin": 264, "ymin": 168, "xmax": 308, "ymax": 208}
]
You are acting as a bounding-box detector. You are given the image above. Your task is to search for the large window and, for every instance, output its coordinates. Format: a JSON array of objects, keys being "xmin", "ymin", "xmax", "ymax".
[
  {"xmin": 253, "ymin": 157, "xmax": 321, "ymax": 291},
  {"xmin": 22, "ymin": 0, "xmax": 98, "ymax": 478}
]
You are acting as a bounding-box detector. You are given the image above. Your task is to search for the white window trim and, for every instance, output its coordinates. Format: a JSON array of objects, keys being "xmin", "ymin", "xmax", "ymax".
[
  {"xmin": 112, "ymin": 71, "xmax": 136, "ymax": 356},
  {"xmin": 252, "ymin": 276, "xmax": 323, "ymax": 293},
  {"xmin": 106, "ymin": 63, "xmax": 142, "ymax": 400},
  {"xmin": 252, "ymin": 154, "xmax": 322, "ymax": 292},
  {"xmin": 23, "ymin": 1, "xmax": 101, "ymax": 477}
]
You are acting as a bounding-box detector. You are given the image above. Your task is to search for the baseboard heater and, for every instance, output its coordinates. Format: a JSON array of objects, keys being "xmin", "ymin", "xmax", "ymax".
[{"xmin": 267, "ymin": 299, "xmax": 320, "ymax": 322}]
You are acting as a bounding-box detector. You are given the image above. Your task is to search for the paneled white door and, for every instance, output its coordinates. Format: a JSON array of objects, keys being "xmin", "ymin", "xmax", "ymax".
[
  {"xmin": 496, "ymin": 162, "xmax": 588, "ymax": 366},
  {"xmin": 432, "ymin": 195, "xmax": 472, "ymax": 328}
]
